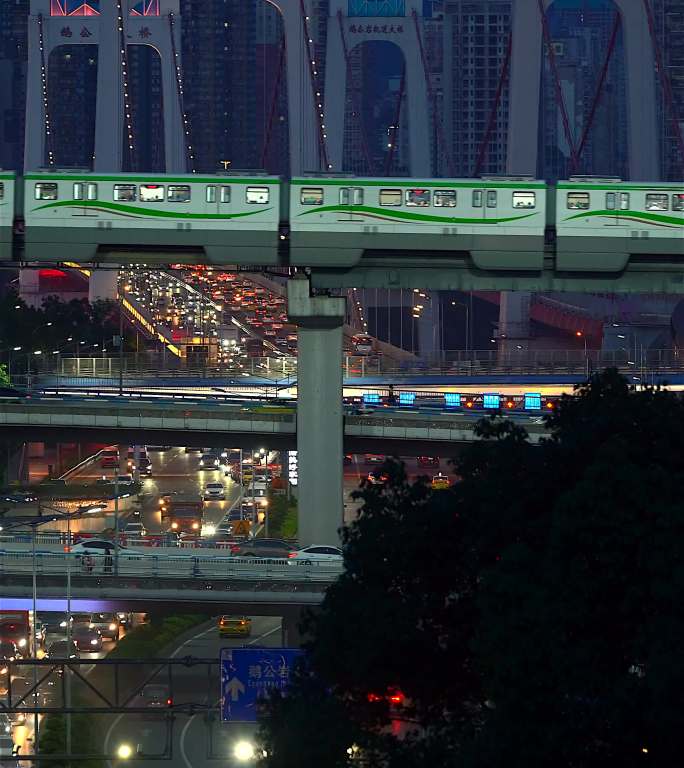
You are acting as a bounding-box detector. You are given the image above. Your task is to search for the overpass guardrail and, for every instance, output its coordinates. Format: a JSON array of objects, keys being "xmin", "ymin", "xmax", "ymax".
[{"xmin": 0, "ymin": 549, "xmax": 342, "ymax": 582}]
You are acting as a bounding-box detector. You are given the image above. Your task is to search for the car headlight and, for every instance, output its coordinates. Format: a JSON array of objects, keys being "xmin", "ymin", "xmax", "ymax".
[
  {"xmin": 192, "ymin": 522, "xmax": 199, "ymax": 530},
  {"xmin": 0, "ymin": 667, "xmax": 8, "ymax": 675},
  {"xmin": 109, "ymin": 624, "xmax": 117, "ymax": 631},
  {"xmin": 90, "ymin": 638, "xmax": 99, "ymax": 646},
  {"xmin": 89, "ymin": 623, "xmax": 95, "ymax": 629},
  {"xmin": 60, "ymin": 621, "xmax": 67, "ymax": 628},
  {"xmin": 18, "ymin": 638, "xmax": 26, "ymax": 648},
  {"xmin": 171, "ymin": 522, "xmax": 178, "ymax": 529}
]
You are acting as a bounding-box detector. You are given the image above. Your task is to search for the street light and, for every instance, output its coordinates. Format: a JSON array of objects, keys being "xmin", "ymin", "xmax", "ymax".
[
  {"xmin": 116, "ymin": 743, "xmax": 133, "ymax": 760},
  {"xmin": 233, "ymin": 741, "xmax": 256, "ymax": 762}
]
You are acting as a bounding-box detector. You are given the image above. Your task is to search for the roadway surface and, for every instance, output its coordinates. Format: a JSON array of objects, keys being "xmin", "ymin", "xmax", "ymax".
[{"xmin": 101, "ymin": 617, "xmax": 282, "ymax": 768}]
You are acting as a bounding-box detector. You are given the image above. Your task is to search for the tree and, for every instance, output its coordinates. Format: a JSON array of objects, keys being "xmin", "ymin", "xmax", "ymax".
[{"xmin": 258, "ymin": 371, "xmax": 684, "ymax": 767}]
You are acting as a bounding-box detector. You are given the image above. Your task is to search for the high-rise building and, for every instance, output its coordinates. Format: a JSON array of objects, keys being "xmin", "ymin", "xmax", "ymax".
[
  {"xmin": 0, "ymin": 1, "xmax": 28, "ymax": 172},
  {"xmin": 181, "ymin": 0, "xmax": 258, "ymax": 173},
  {"xmin": 442, "ymin": 0, "xmax": 511, "ymax": 177}
]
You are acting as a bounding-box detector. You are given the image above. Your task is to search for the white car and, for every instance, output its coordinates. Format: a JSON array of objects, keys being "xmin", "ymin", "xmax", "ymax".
[
  {"xmin": 288, "ymin": 545, "xmax": 343, "ymax": 565},
  {"xmin": 123, "ymin": 522, "xmax": 147, "ymax": 538},
  {"xmin": 204, "ymin": 482, "xmax": 226, "ymax": 501}
]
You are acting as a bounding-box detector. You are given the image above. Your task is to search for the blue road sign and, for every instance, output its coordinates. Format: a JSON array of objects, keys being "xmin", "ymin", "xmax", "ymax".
[{"xmin": 220, "ymin": 647, "xmax": 304, "ymax": 722}]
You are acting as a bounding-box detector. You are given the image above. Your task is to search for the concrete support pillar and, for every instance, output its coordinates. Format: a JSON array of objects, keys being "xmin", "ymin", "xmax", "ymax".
[
  {"xmin": 287, "ymin": 278, "xmax": 345, "ymax": 547},
  {"xmin": 405, "ymin": 22, "xmax": 432, "ymax": 176},
  {"xmin": 281, "ymin": 611, "xmax": 307, "ymax": 648},
  {"xmin": 19, "ymin": 270, "xmax": 41, "ymax": 308},
  {"xmin": 89, "ymin": 269, "xmax": 118, "ymax": 303},
  {"xmin": 417, "ymin": 299, "xmax": 437, "ymax": 361},
  {"xmin": 322, "ymin": 14, "xmax": 346, "ymax": 173},
  {"xmin": 498, "ymin": 291, "xmax": 531, "ymax": 358},
  {"xmin": 160, "ymin": 13, "xmax": 186, "ymax": 173}
]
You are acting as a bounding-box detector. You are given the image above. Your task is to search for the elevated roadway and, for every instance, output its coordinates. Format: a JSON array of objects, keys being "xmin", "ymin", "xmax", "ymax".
[{"xmin": 0, "ymin": 394, "xmax": 548, "ymax": 454}]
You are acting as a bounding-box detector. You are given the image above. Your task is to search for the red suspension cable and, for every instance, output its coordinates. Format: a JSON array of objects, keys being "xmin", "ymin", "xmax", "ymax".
[
  {"xmin": 472, "ymin": 31, "xmax": 512, "ymax": 177},
  {"xmin": 336, "ymin": 11, "xmax": 374, "ymax": 175},
  {"xmin": 537, "ymin": 0, "xmax": 578, "ymax": 171},
  {"xmin": 261, "ymin": 35, "xmax": 286, "ymax": 170},
  {"xmin": 299, "ymin": 0, "xmax": 330, "ymax": 170},
  {"xmin": 641, "ymin": 0, "xmax": 684, "ymax": 174},
  {"xmin": 574, "ymin": 10, "xmax": 620, "ymax": 172},
  {"xmin": 384, "ymin": 63, "xmax": 405, "ymax": 176},
  {"xmin": 411, "ymin": 10, "xmax": 455, "ymax": 177}
]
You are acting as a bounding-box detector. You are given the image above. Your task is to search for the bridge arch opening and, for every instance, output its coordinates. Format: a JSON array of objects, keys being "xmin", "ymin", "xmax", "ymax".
[
  {"xmin": 46, "ymin": 44, "xmax": 98, "ymax": 168},
  {"xmin": 342, "ymin": 39, "xmax": 407, "ymax": 176},
  {"xmin": 181, "ymin": 1, "xmax": 289, "ymax": 174},
  {"xmin": 541, "ymin": 0, "xmax": 628, "ymax": 180},
  {"xmin": 125, "ymin": 43, "xmax": 165, "ymax": 172}
]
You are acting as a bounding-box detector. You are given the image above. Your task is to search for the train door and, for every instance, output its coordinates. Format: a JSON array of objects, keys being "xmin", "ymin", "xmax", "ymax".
[
  {"xmin": 604, "ymin": 190, "xmax": 631, "ymax": 226},
  {"xmin": 339, "ymin": 187, "xmax": 364, "ymax": 220},
  {"xmin": 71, "ymin": 181, "xmax": 99, "ymax": 217},
  {"xmin": 205, "ymin": 184, "xmax": 231, "ymax": 216},
  {"xmin": 471, "ymin": 188, "xmax": 499, "ymax": 220}
]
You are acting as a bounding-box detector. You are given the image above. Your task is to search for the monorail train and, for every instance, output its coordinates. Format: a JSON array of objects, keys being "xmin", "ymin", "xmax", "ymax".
[{"xmin": 0, "ymin": 171, "xmax": 681, "ymax": 269}]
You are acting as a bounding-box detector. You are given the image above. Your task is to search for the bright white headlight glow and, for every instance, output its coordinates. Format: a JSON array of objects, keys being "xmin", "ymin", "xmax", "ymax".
[{"xmin": 233, "ymin": 740, "xmax": 255, "ymax": 761}]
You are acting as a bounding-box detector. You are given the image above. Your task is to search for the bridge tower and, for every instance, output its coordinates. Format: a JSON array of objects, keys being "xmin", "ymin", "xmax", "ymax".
[
  {"xmin": 323, "ymin": 0, "xmax": 431, "ymax": 176},
  {"xmin": 506, "ymin": 0, "xmax": 659, "ymax": 181},
  {"xmin": 24, "ymin": 0, "xmax": 186, "ymax": 173}
]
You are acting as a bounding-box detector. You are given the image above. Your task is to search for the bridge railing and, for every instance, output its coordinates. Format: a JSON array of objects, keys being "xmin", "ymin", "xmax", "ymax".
[
  {"xmin": 9, "ymin": 349, "xmax": 683, "ymax": 387},
  {"xmin": 0, "ymin": 550, "xmax": 342, "ymax": 582}
]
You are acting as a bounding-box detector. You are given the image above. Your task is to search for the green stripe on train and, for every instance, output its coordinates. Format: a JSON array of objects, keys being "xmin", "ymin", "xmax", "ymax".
[
  {"xmin": 292, "ymin": 178, "xmax": 546, "ymax": 189},
  {"xmin": 31, "ymin": 200, "xmax": 273, "ymax": 220},
  {"xmin": 297, "ymin": 205, "xmax": 539, "ymax": 224},
  {"xmin": 562, "ymin": 210, "xmax": 684, "ymax": 226}
]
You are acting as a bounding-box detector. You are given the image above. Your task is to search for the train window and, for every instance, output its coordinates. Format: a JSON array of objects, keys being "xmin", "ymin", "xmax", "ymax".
[
  {"xmin": 619, "ymin": 193, "xmax": 630, "ymax": 210},
  {"xmin": 605, "ymin": 192, "xmax": 616, "ymax": 210},
  {"xmin": 301, "ymin": 187, "xmax": 324, "ymax": 205},
  {"xmin": 567, "ymin": 192, "xmax": 589, "ymax": 209},
  {"xmin": 512, "ymin": 191, "xmax": 535, "ymax": 209},
  {"xmin": 221, "ymin": 186, "xmax": 231, "ymax": 203},
  {"xmin": 168, "ymin": 185, "xmax": 191, "ymax": 203},
  {"xmin": 340, "ymin": 187, "xmax": 364, "ymax": 204},
  {"xmin": 35, "ymin": 183, "xmax": 58, "ymax": 201},
  {"xmin": 114, "ymin": 185, "xmax": 136, "ymax": 202},
  {"xmin": 472, "ymin": 190, "xmax": 483, "ymax": 207},
  {"xmin": 645, "ymin": 193, "xmax": 668, "ymax": 211},
  {"xmin": 246, "ymin": 186, "xmax": 269, "ymax": 204},
  {"xmin": 206, "ymin": 186, "xmax": 216, "ymax": 203},
  {"xmin": 87, "ymin": 183, "xmax": 97, "ymax": 200},
  {"xmin": 0, "ymin": 183, "xmax": 3, "ymax": 200},
  {"xmin": 672, "ymin": 194, "xmax": 684, "ymax": 211},
  {"xmin": 434, "ymin": 190, "xmax": 457, "ymax": 207},
  {"xmin": 73, "ymin": 183, "xmax": 84, "ymax": 200},
  {"xmin": 486, "ymin": 191, "xmax": 498, "ymax": 208},
  {"xmin": 139, "ymin": 185, "xmax": 165, "ymax": 202},
  {"xmin": 379, "ymin": 189, "xmax": 402, "ymax": 206},
  {"xmin": 405, "ymin": 189, "xmax": 430, "ymax": 207}
]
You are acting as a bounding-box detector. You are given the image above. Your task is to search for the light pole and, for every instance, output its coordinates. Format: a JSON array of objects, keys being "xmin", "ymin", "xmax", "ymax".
[{"xmin": 575, "ymin": 331, "xmax": 588, "ymax": 377}]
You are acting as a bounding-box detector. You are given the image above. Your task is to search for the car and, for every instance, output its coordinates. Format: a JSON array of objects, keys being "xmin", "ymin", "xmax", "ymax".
[
  {"xmin": 184, "ymin": 446, "xmax": 204, "ymax": 453},
  {"xmin": 231, "ymin": 538, "xmax": 294, "ymax": 559},
  {"xmin": 112, "ymin": 474, "xmax": 135, "ymax": 486},
  {"xmin": 71, "ymin": 625, "xmax": 103, "ymax": 652},
  {"xmin": 123, "ymin": 522, "xmax": 147, "ymax": 538},
  {"xmin": 288, "ymin": 546, "xmax": 343, "ymax": 565},
  {"xmin": 70, "ymin": 539, "xmax": 121, "ymax": 555},
  {"xmin": 203, "ymin": 482, "xmax": 226, "ymax": 501},
  {"xmin": 38, "ymin": 613, "xmax": 72, "ymax": 637},
  {"xmin": 218, "ymin": 616, "xmax": 252, "ymax": 637},
  {"xmin": 0, "ymin": 642, "xmax": 17, "ymax": 676},
  {"xmin": 417, "ymin": 456, "xmax": 440, "ymax": 468},
  {"xmin": 45, "ymin": 640, "xmax": 79, "ymax": 660},
  {"xmin": 137, "ymin": 683, "xmax": 172, "ymax": 714},
  {"xmin": 116, "ymin": 612, "xmax": 133, "ymax": 627},
  {"xmin": 431, "ymin": 474, "xmax": 451, "ymax": 490},
  {"xmin": 343, "ymin": 454, "xmax": 353, "ymax": 466},
  {"xmin": 100, "ymin": 450, "xmax": 119, "ymax": 469},
  {"xmin": 365, "ymin": 454, "xmax": 384, "ymax": 464},
  {"xmin": 367, "ymin": 470, "xmax": 389, "ymax": 485},
  {"xmin": 198, "ymin": 452, "xmax": 220, "ymax": 470},
  {"xmin": 0, "ymin": 713, "xmax": 10, "ymax": 735},
  {"xmin": 146, "ymin": 446, "xmax": 172, "ymax": 452},
  {"xmin": 88, "ymin": 613, "xmax": 119, "ymax": 641},
  {"xmin": 0, "ymin": 491, "xmax": 37, "ymax": 504}
]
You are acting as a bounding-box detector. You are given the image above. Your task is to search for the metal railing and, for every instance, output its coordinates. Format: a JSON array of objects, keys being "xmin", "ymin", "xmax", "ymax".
[
  {"xmin": 0, "ymin": 549, "xmax": 342, "ymax": 582},
  {"xmin": 10, "ymin": 349, "xmax": 684, "ymax": 385}
]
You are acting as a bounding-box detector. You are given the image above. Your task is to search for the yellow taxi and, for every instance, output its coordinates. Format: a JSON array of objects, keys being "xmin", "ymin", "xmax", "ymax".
[
  {"xmin": 218, "ymin": 616, "xmax": 252, "ymax": 637},
  {"xmin": 431, "ymin": 473, "xmax": 451, "ymax": 490}
]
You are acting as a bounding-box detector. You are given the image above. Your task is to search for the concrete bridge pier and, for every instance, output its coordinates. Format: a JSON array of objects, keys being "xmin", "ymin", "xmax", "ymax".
[
  {"xmin": 89, "ymin": 269, "xmax": 118, "ymax": 303},
  {"xmin": 287, "ymin": 277, "xmax": 346, "ymax": 548}
]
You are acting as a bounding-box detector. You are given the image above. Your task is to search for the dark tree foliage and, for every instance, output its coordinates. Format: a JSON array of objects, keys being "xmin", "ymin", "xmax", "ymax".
[
  {"xmin": 0, "ymin": 290, "xmax": 120, "ymax": 355},
  {"xmin": 258, "ymin": 370, "xmax": 684, "ymax": 767}
]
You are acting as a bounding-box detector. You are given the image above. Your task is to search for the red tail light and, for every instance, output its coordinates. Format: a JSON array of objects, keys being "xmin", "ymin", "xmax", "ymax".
[
  {"xmin": 506, "ymin": 401, "xmax": 514, "ymax": 409},
  {"xmin": 287, "ymin": 551, "xmax": 297, "ymax": 558},
  {"xmin": 166, "ymin": 698, "xmax": 173, "ymax": 706},
  {"xmin": 367, "ymin": 693, "xmax": 382, "ymax": 703},
  {"xmin": 388, "ymin": 691, "xmax": 404, "ymax": 705}
]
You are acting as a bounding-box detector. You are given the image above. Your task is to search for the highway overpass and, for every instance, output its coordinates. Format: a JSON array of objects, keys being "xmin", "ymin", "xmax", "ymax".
[{"xmin": 0, "ymin": 394, "xmax": 547, "ymax": 454}]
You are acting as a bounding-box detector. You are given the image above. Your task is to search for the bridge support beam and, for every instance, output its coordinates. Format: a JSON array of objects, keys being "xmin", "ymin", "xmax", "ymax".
[
  {"xmin": 287, "ymin": 278, "xmax": 345, "ymax": 547},
  {"xmin": 89, "ymin": 269, "xmax": 118, "ymax": 304}
]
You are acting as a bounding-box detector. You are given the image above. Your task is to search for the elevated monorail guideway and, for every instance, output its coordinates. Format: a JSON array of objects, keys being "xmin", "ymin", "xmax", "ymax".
[{"xmin": 2, "ymin": 172, "xmax": 683, "ymax": 291}]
